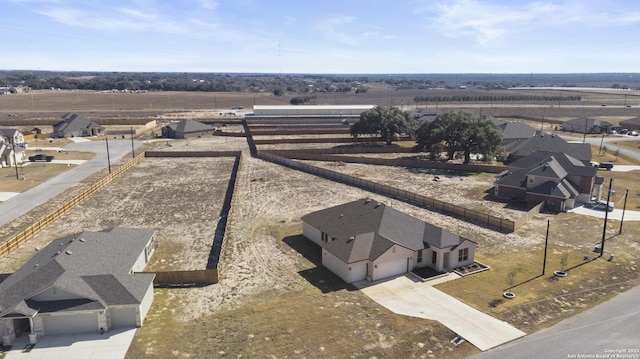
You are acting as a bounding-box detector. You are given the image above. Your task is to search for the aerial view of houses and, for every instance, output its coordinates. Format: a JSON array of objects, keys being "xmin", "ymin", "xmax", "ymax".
[{"xmin": 1, "ymin": 1, "xmax": 640, "ymax": 358}]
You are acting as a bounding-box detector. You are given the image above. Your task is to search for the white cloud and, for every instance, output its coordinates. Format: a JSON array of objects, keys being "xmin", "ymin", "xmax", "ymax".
[
  {"xmin": 198, "ymin": 0, "xmax": 219, "ymax": 10},
  {"xmin": 421, "ymin": 0, "xmax": 640, "ymax": 45},
  {"xmin": 425, "ymin": 0, "xmax": 561, "ymax": 44},
  {"xmin": 283, "ymin": 16, "xmax": 297, "ymax": 26},
  {"xmin": 317, "ymin": 15, "xmax": 358, "ymax": 45}
]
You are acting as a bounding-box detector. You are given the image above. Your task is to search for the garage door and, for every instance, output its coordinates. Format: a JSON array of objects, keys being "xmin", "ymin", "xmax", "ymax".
[
  {"xmin": 110, "ymin": 307, "xmax": 137, "ymax": 328},
  {"xmin": 43, "ymin": 313, "xmax": 98, "ymax": 335},
  {"xmin": 376, "ymin": 258, "xmax": 408, "ymax": 280},
  {"xmin": 349, "ymin": 262, "xmax": 367, "ymax": 282}
]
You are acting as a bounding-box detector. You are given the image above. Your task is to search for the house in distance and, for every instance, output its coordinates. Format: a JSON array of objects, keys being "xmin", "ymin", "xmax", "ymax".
[
  {"xmin": 53, "ymin": 113, "xmax": 105, "ymax": 138},
  {"xmin": 161, "ymin": 119, "xmax": 217, "ymax": 139}
]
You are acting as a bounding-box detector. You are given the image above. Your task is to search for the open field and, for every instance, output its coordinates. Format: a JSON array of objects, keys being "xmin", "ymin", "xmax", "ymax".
[
  {"xmin": 1, "ymin": 87, "xmax": 640, "ymax": 126},
  {"xmin": 0, "ymin": 91, "xmax": 639, "ymax": 357}
]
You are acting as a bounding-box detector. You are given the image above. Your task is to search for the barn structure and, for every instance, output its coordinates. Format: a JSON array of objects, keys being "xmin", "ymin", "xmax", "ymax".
[{"xmin": 252, "ymin": 105, "xmax": 375, "ymax": 117}]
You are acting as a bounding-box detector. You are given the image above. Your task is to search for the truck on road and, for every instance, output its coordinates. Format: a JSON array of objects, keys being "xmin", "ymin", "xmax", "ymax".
[{"xmin": 28, "ymin": 154, "xmax": 54, "ymax": 162}]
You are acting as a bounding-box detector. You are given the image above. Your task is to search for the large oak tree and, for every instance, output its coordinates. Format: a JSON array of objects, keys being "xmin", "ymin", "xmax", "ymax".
[
  {"xmin": 350, "ymin": 106, "xmax": 416, "ymax": 145},
  {"xmin": 415, "ymin": 111, "xmax": 502, "ymax": 163}
]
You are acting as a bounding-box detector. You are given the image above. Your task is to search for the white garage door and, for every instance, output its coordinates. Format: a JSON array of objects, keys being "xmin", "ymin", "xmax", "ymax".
[
  {"xmin": 349, "ymin": 262, "xmax": 367, "ymax": 282},
  {"xmin": 43, "ymin": 313, "xmax": 98, "ymax": 335},
  {"xmin": 110, "ymin": 307, "xmax": 137, "ymax": 328},
  {"xmin": 377, "ymin": 258, "xmax": 408, "ymax": 280}
]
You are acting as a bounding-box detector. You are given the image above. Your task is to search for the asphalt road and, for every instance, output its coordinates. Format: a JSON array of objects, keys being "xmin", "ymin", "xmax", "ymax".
[
  {"xmin": 467, "ymin": 285, "xmax": 640, "ymax": 359},
  {"xmin": 0, "ymin": 139, "xmax": 142, "ymax": 226},
  {"xmin": 564, "ymin": 134, "xmax": 640, "ymax": 161}
]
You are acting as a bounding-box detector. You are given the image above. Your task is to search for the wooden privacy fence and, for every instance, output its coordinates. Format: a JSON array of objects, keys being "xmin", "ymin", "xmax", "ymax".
[
  {"xmin": 248, "ymin": 128, "xmax": 351, "ymax": 136},
  {"xmin": 138, "ymin": 269, "xmax": 218, "ymax": 286},
  {"xmin": 145, "ymin": 150, "xmax": 242, "ymax": 158},
  {"xmin": 514, "ymin": 201, "xmax": 544, "ymax": 230},
  {"xmin": 253, "ymin": 137, "xmax": 410, "ymax": 145},
  {"xmin": 0, "ymin": 152, "xmax": 145, "ymax": 258},
  {"xmin": 264, "ymin": 149, "xmax": 507, "ymax": 174},
  {"xmin": 258, "ymin": 151, "xmax": 516, "ymax": 233}
]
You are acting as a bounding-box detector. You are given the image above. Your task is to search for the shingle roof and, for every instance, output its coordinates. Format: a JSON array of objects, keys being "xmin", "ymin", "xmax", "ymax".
[
  {"xmin": 564, "ymin": 118, "xmax": 614, "ymax": 129},
  {"xmin": 53, "ymin": 113, "xmax": 104, "ymax": 133},
  {"xmin": 302, "ymin": 199, "xmax": 471, "ymax": 263},
  {"xmin": 166, "ymin": 119, "xmax": 213, "ymax": 134},
  {"xmin": 0, "ymin": 227, "xmax": 155, "ymax": 317},
  {"xmin": 497, "ymin": 151, "xmax": 596, "ymax": 198},
  {"xmin": 620, "ymin": 117, "xmax": 640, "ymax": 126},
  {"xmin": 0, "ymin": 128, "xmax": 20, "ymax": 137},
  {"xmin": 504, "ymin": 133, "xmax": 592, "ymax": 162},
  {"xmin": 497, "ymin": 121, "xmax": 537, "ymax": 140}
]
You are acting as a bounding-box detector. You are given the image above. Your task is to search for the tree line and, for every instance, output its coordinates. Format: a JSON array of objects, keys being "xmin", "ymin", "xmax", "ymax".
[
  {"xmin": 413, "ymin": 95, "xmax": 581, "ymax": 103},
  {"xmin": 350, "ymin": 106, "xmax": 502, "ymax": 164}
]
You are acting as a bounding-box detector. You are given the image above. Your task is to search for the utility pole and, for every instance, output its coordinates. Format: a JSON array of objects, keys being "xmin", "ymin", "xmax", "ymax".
[
  {"xmin": 542, "ymin": 220, "xmax": 550, "ymax": 275},
  {"xmin": 619, "ymin": 189, "xmax": 629, "ymax": 234},
  {"xmin": 599, "ymin": 178, "xmax": 613, "ymax": 258},
  {"xmin": 583, "ymin": 118, "xmax": 588, "ymax": 143},
  {"xmin": 598, "ymin": 131, "xmax": 605, "ymax": 155},
  {"xmin": 130, "ymin": 126, "xmax": 135, "ymax": 158},
  {"xmin": 105, "ymin": 137, "xmax": 112, "ymax": 174},
  {"xmin": 12, "ymin": 145, "xmax": 19, "ymax": 180}
]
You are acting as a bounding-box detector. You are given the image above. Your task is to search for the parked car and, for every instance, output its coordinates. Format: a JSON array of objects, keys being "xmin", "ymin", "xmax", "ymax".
[
  {"xmin": 585, "ymin": 201, "xmax": 614, "ymax": 212},
  {"xmin": 230, "ymin": 105, "xmax": 243, "ymax": 110},
  {"xmin": 28, "ymin": 154, "xmax": 54, "ymax": 162},
  {"xmin": 597, "ymin": 162, "xmax": 614, "ymax": 170}
]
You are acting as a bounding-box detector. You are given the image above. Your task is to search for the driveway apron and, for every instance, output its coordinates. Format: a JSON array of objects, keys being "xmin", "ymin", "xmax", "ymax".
[{"xmin": 356, "ymin": 275, "xmax": 525, "ymax": 351}]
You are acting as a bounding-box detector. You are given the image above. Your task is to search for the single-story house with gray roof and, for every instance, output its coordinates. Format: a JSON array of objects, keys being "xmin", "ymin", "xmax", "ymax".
[
  {"xmin": 0, "ymin": 227, "xmax": 156, "ymax": 345},
  {"xmin": 161, "ymin": 119, "xmax": 217, "ymax": 139},
  {"xmin": 301, "ymin": 199, "xmax": 476, "ymax": 283},
  {"xmin": 53, "ymin": 113, "xmax": 105, "ymax": 138},
  {"xmin": 619, "ymin": 117, "xmax": 640, "ymax": 131},
  {"xmin": 562, "ymin": 118, "xmax": 619, "ymax": 134}
]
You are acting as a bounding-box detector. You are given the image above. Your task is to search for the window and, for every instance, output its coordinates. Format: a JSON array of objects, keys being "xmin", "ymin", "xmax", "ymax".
[
  {"xmin": 458, "ymin": 248, "xmax": 469, "ymax": 262},
  {"xmin": 321, "ymin": 232, "xmax": 328, "ymax": 242},
  {"xmin": 417, "ymin": 250, "xmax": 423, "ymax": 263},
  {"xmin": 432, "ymin": 251, "xmax": 437, "ymax": 264}
]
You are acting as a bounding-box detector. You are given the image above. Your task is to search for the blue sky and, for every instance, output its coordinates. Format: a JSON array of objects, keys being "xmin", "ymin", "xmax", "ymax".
[{"xmin": 2, "ymin": 0, "xmax": 640, "ymax": 73}]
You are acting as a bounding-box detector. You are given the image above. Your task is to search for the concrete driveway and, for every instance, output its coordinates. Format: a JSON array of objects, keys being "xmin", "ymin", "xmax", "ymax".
[
  {"xmin": 609, "ymin": 165, "xmax": 640, "ymax": 172},
  {"xmin": 355, "ymin": 275, "xmax": 525, "ymax": 351},
  {"xmin": 4, "ymin": 327, "xmax": 137, "ymax": 359},
  {"xmin": 569, "ymin": 206, "xmax": 640, "ymax": 221}
]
